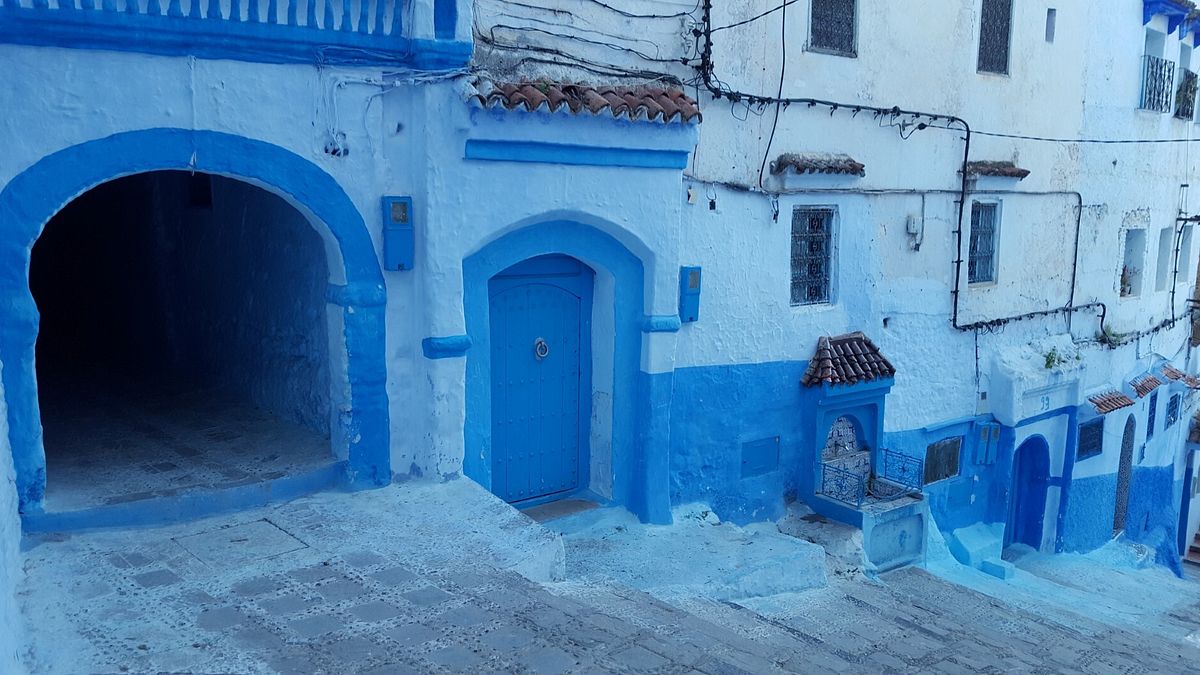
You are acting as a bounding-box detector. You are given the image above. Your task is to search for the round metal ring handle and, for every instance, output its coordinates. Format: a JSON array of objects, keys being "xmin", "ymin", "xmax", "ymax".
[{"xmin": 533, "ymin": 337, "xmax": 550, "ymax": 360}]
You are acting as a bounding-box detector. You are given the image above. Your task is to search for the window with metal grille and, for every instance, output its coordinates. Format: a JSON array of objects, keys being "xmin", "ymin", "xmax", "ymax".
[
  {"xmin": 1167, "ymin": 394, "xmax": 1180, "ymax": 428},
  {"xmin": 978, "ymin": 0, "xmax": 1013, "ymax": 74},
  {"xmin": 809, "ymin": 0, "xmax": 856, "ymax": 57},
  {"xmin": 791, "ymin": 206, "xmax": 833, "ymax": 305},
  {"xmin": 924, "ymin": 437, "xmax": 962, "ymax": 484},
  {"xmin": 968, "ymin": 202, "xmax": 998, "ymax": 284},
  {"xmin": 1148, "ymin": 392, "xmax": 1158, "ymax": 439},
  {"xmin": 1077, "ymin": 417, "xmax": 1103, "ymax": 460}
]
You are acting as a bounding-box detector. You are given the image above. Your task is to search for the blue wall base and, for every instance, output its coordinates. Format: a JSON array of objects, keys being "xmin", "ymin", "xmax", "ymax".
[{"xmin": 21, "ymin": 461, "xmax": 349, "ymax": 533}]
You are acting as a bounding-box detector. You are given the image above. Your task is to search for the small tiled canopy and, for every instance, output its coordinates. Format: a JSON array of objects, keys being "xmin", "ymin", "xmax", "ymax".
[
  {"xmin": 1163, "ymin": 364, "xmax": 1186, "ymax": 381},
  {"xmin": 1130, "ymin": 374, "xmax": 1163, "ymax": 398},
  {"xmin": 801, "ymin": 332, "xmax": 895, "ymax": 387},
  {"xmin": 469, "ymin": 80, "xmax": 701, "ymax": 124},
  {"xmin": 964, "ymin": 160, "xmax": 1030, "ymax": 180},
  {"xmin": 770, "ymin": 153, "xmax": 865, "ymax": 177},
  {"xmin": 1088, "ymin": 391, "xmax": 1135, "ymax": 415}
]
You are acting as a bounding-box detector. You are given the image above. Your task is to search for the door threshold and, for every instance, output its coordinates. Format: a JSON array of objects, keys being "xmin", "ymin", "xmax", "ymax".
[{"xmin": 517, "ymin": 490, "xmax": 605, "ymax": 524}]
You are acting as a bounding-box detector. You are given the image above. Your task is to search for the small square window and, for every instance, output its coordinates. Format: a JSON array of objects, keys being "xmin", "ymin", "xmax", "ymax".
[
  {"xmin": 924, "ymin": 437, "xmax": 962, "ymax": 484},
  {"xmin": 968, "ymin": 201, "xmax": 999, "ymax": 284},
  {"xmin": 1077, "ymin": 417, "xmax": 1103, "ymax": 459},
  {"xmin": 978, "ymin": 0, "xmax": 1013, "ymax": 74},
  {"xmin": 809, "ymin": 0, "xmax": 856, "ymax": 57},
  {"xmin": 791, "ymin": 206, "xmax": 834, "ymax": 305}
]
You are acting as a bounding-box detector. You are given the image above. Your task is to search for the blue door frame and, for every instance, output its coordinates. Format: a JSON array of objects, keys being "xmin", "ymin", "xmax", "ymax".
[
  {"xmin": 1179, "ymin": 449, "xmax": 1196, "ymax": 556},
  {"xmin": 488, "ymin": 254, "xmax": 593, "ymax": 504},
  {"xmin": 1006, "ymin": 436, "xmax": 1050, "ymax": 549}
]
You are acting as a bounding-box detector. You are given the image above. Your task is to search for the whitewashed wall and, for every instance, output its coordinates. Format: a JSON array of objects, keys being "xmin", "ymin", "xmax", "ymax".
[{"xmin": 0, "ymin": 360, "xmax": 26, "ymax": 674}]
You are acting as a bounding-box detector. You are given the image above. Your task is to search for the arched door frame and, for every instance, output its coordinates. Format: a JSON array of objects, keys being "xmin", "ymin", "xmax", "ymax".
[
  {"xmin": 462, "ymin": 218, "xmax": 667, "ymax": 522},
  {"xmin": 1007, "ymin": 434, "xmax": 1051, "ymax": 549},
  {"xmin": 0, "ymin": 129, "xmax": 390, "ymax": 512},
  {"xmin": 1114, "ymin": 413, "xmax": 1137, "ymax": 534}
]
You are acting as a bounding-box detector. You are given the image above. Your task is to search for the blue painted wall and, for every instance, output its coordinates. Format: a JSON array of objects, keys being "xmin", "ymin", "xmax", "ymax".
[
  {"xmin": 1061, "ymin": 464, "xmax": 1182, "ymax": 571},
  {"xmin": 666, "ymin": 361, "xmax": 807, "ymax": 524},
  {"xmin": 165, "ymin": 174, "xmax": 331, "ymax": 433}
]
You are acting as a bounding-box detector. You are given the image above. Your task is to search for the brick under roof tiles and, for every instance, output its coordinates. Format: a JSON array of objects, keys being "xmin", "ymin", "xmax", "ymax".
[
  {"xmin": 1131, "ymin": 374, "xmax": 1163, "ymax": 398},
  {"xmin": 801, "ymin": 332, "xmax": 896, "ymax": 387},
  {"xmin": 470, "ymin": 81, "xmax": 701, "ymax": 124},
  {"xmin": 964, "ymin": 160, "xmax": 1030, "ymax": 179},
  {"xmin": 1088, "ymin": 391, "xmax": 1136, "ymax": 415},
  {"xmin": 770, "ymin": 153, "xmax": 865, "ymax": 177}
]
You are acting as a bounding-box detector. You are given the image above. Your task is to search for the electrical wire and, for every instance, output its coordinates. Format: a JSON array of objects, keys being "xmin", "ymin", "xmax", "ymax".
[
  {"xmin": 756, "ymin": 0, "xmax": 786, "ymax": 190},
  {"xmin": 710, "ymin": 0, "xmax": 801, "ymax": 32}
]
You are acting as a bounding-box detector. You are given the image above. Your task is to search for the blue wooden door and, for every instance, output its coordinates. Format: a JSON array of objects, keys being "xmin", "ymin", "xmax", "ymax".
[
  {"xmin": 489, "ymin": 255, "xmax": 592, "ymax": 504},
  {"xmin": 1006, "ymin": 437, "xmax": 1050, "ymax": 549}
]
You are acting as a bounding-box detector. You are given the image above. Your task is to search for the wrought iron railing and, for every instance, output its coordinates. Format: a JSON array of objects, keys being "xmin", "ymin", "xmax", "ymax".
[
  {"xmin": 1141, "ymin": 54, "xmax": 1176, "ymax": 113},
  {"xmin": 1177, "ymin": 69, "xmax": 1198, "ymax": 121},
  {"xmin": 878, "ymin": 448, "xmax": 924, "ymax": 492},
  {"xmin": 820, "ymin": 462, "xmax": 865, "ymax": 507},
  {"xmin": 0, "ymin": 0, "xmax": 467, "ymax": 67}
]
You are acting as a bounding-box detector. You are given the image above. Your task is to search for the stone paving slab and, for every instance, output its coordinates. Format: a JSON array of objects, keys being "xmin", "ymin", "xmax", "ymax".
[{"xmin": 17, "ymin": 481, "xmax": 1200, "ymax": 674}]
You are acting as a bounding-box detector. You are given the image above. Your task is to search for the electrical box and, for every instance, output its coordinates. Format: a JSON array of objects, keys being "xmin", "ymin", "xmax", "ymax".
[
  {"xmin": 679, "ymin": 266, "xmax": 702, "ymax": 323},
  {"xmin": 382, "ymin": 196, "xmax": 414, "ymax": 271}
]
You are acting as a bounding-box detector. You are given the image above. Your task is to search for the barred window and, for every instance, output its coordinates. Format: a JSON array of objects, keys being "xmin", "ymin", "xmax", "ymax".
[
  {"xmin": 809, "ymin": 0, "xmax": 856, "ymax": 57},
  {"xmin": 1148, "ymin": 392, "xmax": 1158, "ymax": 439},
  {"xmin": 924, "ymin": 437, "xmax": 962, "ymax": 484},
  {"xmin": 791, "ymin": 207, "xmax": 833, "ymax": 305},
  {"xmin": 968, "ymin": 202, "xmax": 999, "ymax": 284},
  {"xmin": 1167, "ymin": 394, "xmax": 1180, "ymax": 428},
  {"xmin": 978, "ymin": 0, "xmax": 1013, "ymax": 74},
  {"xmin": 1077, "ymin": 417, "xmax": 1103, "ymax": 460}
]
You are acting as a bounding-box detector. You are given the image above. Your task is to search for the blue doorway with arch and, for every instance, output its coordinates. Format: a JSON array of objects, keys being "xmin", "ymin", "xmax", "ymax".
[
  {"xmin": 0, "ymin": 129, "xmax": 390, "ymax": 525},
  {"xmin": 488, "ymin": 255, "xmax": 593, "ymax": 504},
  {"xmin": 1006, "ymin": 436, "xmax": 1050, "ymax": 549}
]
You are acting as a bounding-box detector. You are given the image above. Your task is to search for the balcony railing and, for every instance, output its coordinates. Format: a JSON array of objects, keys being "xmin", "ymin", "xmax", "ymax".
[
  {"xmin": 0, "ymin": 0, "xmax": 469, "ymax": 68},
  {"xmin": 820, "ymin": 462, "xmax": 865, "ymax": 507},
  {"xmin": 1141, "ymin": 54, "xmax": 1176, "ymax": 113},
  {"xmin": 878, "ymin": 448, "xmax": 924, "ymax": 492},
  {"xmin": 1177, "ymin": 68, "xmax": 1198, "ymax": 121}
]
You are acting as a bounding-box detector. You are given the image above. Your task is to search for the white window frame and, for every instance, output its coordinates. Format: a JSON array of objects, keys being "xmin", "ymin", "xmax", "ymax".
[
  {"xmin": 790, "ymin": 204, "xmax": 837, "ymax": 307},
  {"xmin": 806, "ymin": 0, "xmax": 858, "ymax": 58},
  {"xmin": 967, "ymin": 199, "xmax": 1001, "ymax": 286}
]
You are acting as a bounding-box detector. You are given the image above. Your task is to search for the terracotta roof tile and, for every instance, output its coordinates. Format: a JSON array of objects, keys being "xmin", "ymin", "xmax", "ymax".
[
  {"xmin": 771, "ymin": 153, "xmax": 865, "ymax": 177},
  {"xmin": 964, "ymin": 160, "xmax": 1030, "ymax": 180},
  {"xmin": 801, "ymin": 332, "xmax": 895, "ymax": 387},
  {"xmin": 1088, "ymin": 391, "xmax": 1136, "ymax": 415},
  {"xmin": 470, "ymin": 80, "xmax": 701, "ymax": 124},
  {"xmin": 1185, "ymin": 375, "xmax": 1200, "ymax": 389},
  {"xmin": 1131, "ymin": 374, "xmax": 1163, "ymax": 398},
  {"xmin": 1163, "ymin": 364, "xmax": 1187, "ymax": 381}
]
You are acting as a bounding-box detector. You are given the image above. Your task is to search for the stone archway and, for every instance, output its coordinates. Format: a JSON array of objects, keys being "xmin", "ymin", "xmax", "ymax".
[{"xmin": 0, "ymin": 129, "xmax": 389, "ymax": 513}]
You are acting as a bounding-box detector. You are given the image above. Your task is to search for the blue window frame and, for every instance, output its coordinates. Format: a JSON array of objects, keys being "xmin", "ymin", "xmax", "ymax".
[
  {"xmin": 1167, "ymin": 394, "xmax": 1180, "ymax": 428},
  {"xmin": 968, "ymin": 201, "xmax": 999, "ymax": 283},
  {"xmin": 1148, "ymin": 392, "xmax": 1158, "ymax": 439},
  {"xmin": 1077, "ymin": 417, "xmax": 1104, "ymax": 460},
  {"xmin": 791, "ymin": 206, "xmax": 833, "ymax": 305}
]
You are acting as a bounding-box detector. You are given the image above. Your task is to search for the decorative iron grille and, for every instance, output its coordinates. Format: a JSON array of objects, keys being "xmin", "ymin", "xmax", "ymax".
[
  {"xmin": 881, "ymin": 448, "xmax": 925, "ymax": 490},
  {"xmin": 820, "ymin": 462, "xmax": 865, "ymax": 507},
  {"xmin": 1167, "ymin": 394, "xmax": 1180, "ymax": 428},
  {"xmin": 1076, "ymin": 417, "xmax": 1104, "ymax": 459},
  {"xmin": 977, "ymin": 0, "xmax": 1012, "ymax": 74},
  {"xmin": 1141, "ymin": 55, "xmax": 1176, "ymax": 113},
  {"xmin": 791, "ymin": 207, "xmax": 833, "ymax": 305},
  {"xmin": 968, "ymin": 202, "xmax": 998, "ymax": 284},
  {"xmin": 1177, "ymin": 69, "xmax": 1198, "ymax": 120},
  {"xmin": 809, "ymin": 0, "xmax": 855, "ymax": 57}
]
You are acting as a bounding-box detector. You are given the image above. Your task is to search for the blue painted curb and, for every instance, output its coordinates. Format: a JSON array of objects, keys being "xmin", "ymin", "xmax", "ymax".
[
  {"xmin": 422, "ymin": 335, "xmax": 472, "ymax": 359},
  {"xmin": 642, "ymin": 314, "xmax": 681, "ymax": 333}
]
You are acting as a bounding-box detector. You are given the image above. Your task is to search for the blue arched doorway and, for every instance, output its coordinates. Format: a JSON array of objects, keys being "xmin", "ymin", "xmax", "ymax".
[
  {"xmin": 1006, "ymin": 435, "xmax": 1051, "ymax": 549},
  {"xmin": 0, "ymin": 129, "xmax": 390, "ymax": 514},
  {"xmin": 462, "ymin": 219, "xmax": 669, "ymax": 522}
]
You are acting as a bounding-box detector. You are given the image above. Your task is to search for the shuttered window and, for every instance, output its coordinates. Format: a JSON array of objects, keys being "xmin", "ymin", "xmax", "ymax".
[
  {"xmin": 1148, "ymin": 392, "xmax": 1158, "ymax": 439},
  {"xmin": 1167, "ymin": 394, "xmax": 1180, "ymax": 428},
  {"xmin": 924, "ymin": 437, "xmax": 962, "ymax": 484},
  {"xmin": 968, "ymin": 202, "xmax": 999, "ymax": 284},
  {"xmin": 978, "ymin": 0, "xmax": 1013, "ymax": 74},
  {"xmin": 1077, "ymin": 418, "xmax": 1104, "ymax": 459},
  {"xmin": 791, "ymin": 207, "xmax": 833, "ymax": 305},
  {"xmin": 810, "ymin": 0, "xmax": 856, "ymax": 57}
]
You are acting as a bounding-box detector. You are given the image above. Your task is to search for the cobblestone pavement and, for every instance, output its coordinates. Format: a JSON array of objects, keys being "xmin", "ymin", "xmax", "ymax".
[{"xmin": 18, "ymin": 480, "xmax": 1200, "ymax": 674}]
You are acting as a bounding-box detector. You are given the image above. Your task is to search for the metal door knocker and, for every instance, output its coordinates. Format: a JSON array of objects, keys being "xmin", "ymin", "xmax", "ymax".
[{"xmin": 533, "ymin": 337, "xmax": 550, "ymax": 360}]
